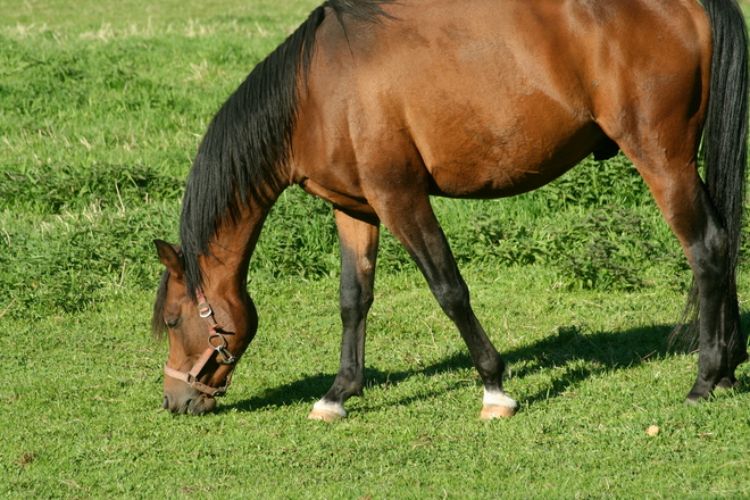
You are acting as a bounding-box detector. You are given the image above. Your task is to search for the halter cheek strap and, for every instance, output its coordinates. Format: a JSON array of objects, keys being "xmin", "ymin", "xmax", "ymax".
[{"xmin": 163, "ymin": 288, "xmax": 238, "ymax": 397}]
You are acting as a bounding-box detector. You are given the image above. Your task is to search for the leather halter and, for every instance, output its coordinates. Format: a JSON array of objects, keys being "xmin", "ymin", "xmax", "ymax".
[{"xmin": 163, "ymin": 289, "xmax": 238, "ymax": 397}]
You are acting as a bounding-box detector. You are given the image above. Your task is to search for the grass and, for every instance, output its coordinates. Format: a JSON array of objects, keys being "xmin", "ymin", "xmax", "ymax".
[
  {"xmin": 3, "ymin": 269, "xmax": 750, "ymax": 497},
  {"xmin": 1, "ymin": 0, "xmax": 750, "ymax": 497}
]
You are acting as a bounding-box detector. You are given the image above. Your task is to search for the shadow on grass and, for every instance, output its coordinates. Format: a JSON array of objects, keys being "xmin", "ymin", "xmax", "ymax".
[{"xmin": 220, "ymin": 316, "xmax": 750, "ymax": 414}]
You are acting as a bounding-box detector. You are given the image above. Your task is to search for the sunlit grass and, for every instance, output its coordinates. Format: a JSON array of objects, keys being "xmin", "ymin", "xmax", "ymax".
[{"xmin": 2, "ymin": 269, "xmax": 749, "ymax": 497}]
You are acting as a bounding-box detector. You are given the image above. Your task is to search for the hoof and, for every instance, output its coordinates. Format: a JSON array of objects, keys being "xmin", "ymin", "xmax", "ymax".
[
  {"xmin": 716, "ymin": 376, "xmax": 739, "ymax": 390},
  {"xmin": 480, "ymin": 404, "xmax": 517, "ymax": 420},
  {"xmin": 685, "ymin": 392, "xmax": 708, "ymax": 405},
  {"xmin": 308, "ymin": 400, "xmax": 346, "ymax": 422},
  {"xmin": 308, "ymin": 408, "xmax": 344, "ymax": 422},
  {"xmin": 481, "ymin": 389, "xmax": 518, "ymax": 420}
]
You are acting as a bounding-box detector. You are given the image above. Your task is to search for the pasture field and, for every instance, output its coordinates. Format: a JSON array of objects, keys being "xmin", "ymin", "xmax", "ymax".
[{"xmin": 2, "ymin": 0, "xmax": 750, "ymax": 497}]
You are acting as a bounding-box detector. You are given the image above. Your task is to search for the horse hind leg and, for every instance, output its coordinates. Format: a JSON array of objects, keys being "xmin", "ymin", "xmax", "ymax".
[
  {"xmin": 618, "ymin": 143, "xmax": 743, "ymax": 401},
  {"xmin": 368, "ymin": 190, "xmax": 517, "ymax": 419},
  {"xmin": 309, "ymin": 209, "xmax": 379, "ymax": 422},
  {"xmin": 682, "ymin": 185, "xmax": 744, "ymax": 398}
]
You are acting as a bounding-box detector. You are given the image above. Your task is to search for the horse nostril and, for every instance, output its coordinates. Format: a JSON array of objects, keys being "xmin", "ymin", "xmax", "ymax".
[
  {"xmin": 162, "ymin": 395, "xmax": 169, "ymax": 409},
  {"xmin": 187, "ymin": 397, "xmax": 209, "ymax": 416},
  {"xmin": 182, "ymin": 399, "xmax": 193, "ymax": 414}
]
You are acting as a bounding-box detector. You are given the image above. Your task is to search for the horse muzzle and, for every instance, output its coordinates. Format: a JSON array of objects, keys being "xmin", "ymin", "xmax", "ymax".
[{"xmin": 162, "ymin": 389, "xmax": 217, "ymax": 415}]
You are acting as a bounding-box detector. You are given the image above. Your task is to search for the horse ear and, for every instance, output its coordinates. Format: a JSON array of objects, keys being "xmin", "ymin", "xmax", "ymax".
[{"xmin": 154, "ymin": 239, "xmax": 184, "ymax": 278}]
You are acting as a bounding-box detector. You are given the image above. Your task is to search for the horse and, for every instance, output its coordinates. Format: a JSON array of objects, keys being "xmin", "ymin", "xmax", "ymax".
[{"xmin": 153, "ymin": 0, "xmax": 748, "ymax": 420}]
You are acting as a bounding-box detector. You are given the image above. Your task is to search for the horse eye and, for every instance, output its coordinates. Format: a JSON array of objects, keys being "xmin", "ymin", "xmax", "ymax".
[{"xmin": 164, "ymin": 316, "xmax": 180, "ymax": 328}]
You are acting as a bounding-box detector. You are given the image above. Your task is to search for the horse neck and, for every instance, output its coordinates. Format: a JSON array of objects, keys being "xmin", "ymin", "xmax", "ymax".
[{"xmin": 197, "ymin": 193, "xmax": 277, "ymax": 297}]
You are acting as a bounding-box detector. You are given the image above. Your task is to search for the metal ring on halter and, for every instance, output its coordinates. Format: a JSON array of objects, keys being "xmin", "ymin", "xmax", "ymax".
[
  {"xmin": 208, "ymin": 332, "xmax": 227, "ymax": 350},
  {"xmin": 198, "ymin": 304, "xmax": 213, "ymax": 318},
  {"xmin": 209, "ymin": 333, "xmax": 237, "ymax": 365},
  {"xmin": 217, "ymin": 347, "xmax": 236, "ymax": 365}
]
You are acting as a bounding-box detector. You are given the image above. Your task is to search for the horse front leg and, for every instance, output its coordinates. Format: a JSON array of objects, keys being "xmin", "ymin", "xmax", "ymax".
[{"xmin": 309, "ymin": 209, "xmax": 379, "ymax": 422}]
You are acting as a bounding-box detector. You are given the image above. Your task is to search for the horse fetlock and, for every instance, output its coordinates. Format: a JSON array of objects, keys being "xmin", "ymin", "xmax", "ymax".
[{"xmin": 475, "ymin": 353, "xmax": 504, "ymax": 381}]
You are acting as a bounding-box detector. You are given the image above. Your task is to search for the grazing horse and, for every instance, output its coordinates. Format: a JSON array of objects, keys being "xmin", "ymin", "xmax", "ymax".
[{"xmin": 153, "ymin": 0, "xmax": 748, "ymax": 419}]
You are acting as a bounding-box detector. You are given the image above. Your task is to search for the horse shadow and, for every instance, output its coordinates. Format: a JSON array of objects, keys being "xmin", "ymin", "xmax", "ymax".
[{"xmin": 219, "ymin": 315, "xmax": 750, "ymax": 414}]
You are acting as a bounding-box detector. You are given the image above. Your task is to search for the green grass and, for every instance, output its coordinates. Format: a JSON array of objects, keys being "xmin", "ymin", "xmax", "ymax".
[
  {"xmin": 3, "ymin": 269, "xmax": 750, "ymax": 497},
  {"xmin": 1, "ymin": 0, "xmax": 750, "ymax": 497}
]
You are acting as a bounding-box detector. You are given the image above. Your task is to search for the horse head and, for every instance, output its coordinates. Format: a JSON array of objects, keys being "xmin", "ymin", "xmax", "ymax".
[{"xmin": 153, "ymin": 240, "xmax": 258, "ymax": 415}]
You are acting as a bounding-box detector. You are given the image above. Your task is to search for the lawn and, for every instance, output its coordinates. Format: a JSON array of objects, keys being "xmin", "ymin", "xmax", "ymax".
[{"xmin": 1, "ymin": 0, "xmax": 749, "ymax": 497}]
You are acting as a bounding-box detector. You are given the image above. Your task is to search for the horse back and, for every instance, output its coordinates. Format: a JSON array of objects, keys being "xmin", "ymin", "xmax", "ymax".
[{"xmin": 291, "ymin": 0, "xmax": 712, "ymax": 205}]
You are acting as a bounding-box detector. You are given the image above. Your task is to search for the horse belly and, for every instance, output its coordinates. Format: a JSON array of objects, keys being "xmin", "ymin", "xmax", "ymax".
[{"xmin": 418, "ymin": 105, "xmax": 602, "ymax": 199}]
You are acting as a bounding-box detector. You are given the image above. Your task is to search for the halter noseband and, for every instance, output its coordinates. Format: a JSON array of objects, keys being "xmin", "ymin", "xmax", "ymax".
[{"xmin": 163, "ymin": 289, "xmax": 238, "ymax": 397}]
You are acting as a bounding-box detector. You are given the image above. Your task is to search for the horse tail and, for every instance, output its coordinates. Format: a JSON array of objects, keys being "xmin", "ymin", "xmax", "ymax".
[
  {"xmin": 677, "ymin": 0, "xmax": 748, "ymax": 347},
  {"xmin": 703, "ymin": 0, "xmax": 748, "ymax": 272}
]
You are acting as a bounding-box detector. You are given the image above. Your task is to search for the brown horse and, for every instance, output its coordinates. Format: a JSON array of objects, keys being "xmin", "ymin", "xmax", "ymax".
[{"xmin": 153, "ymin": 0, "xmax": 748, "ymax": 419}]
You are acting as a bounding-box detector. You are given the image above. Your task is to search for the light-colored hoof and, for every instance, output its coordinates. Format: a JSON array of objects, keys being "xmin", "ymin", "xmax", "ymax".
[
  {"xmin": 480, "ymin": 404, "xmax": 517, "ymax": 420},
  {"xmin": 308, "ymin": 400, "xmax": 346, "ymax": 422},
  {"xmin": 481, "ymin": 389, "xmax": 518, "ymax": 419},
  {"xmin": 308, "ymin": 408, "xmax": 345, "ymax": 422}
]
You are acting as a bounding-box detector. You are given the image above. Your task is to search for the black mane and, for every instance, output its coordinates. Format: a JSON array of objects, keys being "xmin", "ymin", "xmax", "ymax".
[
  {"xmin": 152, "ymin": 270, "xmax": 170, "ymax": 337},
  {"xmin": 176, "ymin": 1, "xmax": 393, "ymax": 299},
  {"xmin": 328, "ymin": 0, "xmax": 395, "ymax": 23}
]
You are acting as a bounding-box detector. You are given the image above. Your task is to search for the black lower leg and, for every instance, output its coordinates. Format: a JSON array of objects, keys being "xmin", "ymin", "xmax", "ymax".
[
  {"xmin": 380, "ymin": 198, "xmax": 506, "ymax": 393},
  {"xmin": 429, "ymin": 277, "xmax": 505, "ymax": 392},
  {"xmin": 322, "ymin": 210, "xmax": 378, "ymax": 406},
  {"xmin": 688, "ymin": 210, "xmax": 742, "ymax": 399},
  {"xmin": 322, "ymin": 294, "xmax": 370, "ymax": 403}
]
